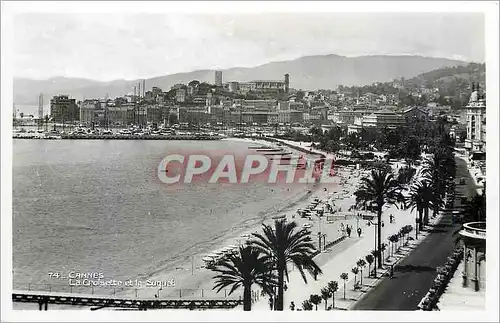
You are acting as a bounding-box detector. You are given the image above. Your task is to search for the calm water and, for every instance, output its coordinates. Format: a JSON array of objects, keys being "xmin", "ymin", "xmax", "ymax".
[{"xmin": 13, "ymin": 139, "xmax": 309, "ymax": 291}]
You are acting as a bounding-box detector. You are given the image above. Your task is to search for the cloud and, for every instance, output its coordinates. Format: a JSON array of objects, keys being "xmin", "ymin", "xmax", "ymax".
[{"xmin": 13, "ymin": 12, "xmax": 485, "ymax": 81}]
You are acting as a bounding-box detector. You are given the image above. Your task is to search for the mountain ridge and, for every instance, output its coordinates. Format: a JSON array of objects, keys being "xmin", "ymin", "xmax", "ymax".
[{"xmin": 14, "ymin": 54, "xmax": 469, "ymax": 105}]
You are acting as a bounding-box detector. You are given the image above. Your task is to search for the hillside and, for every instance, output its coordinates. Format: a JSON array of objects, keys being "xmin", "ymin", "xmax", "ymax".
[
  {"xmin": 336, "ymin": 62, "xmax": 485, "ymax": 109},
  {"xmin": 405, "ymin": 62, "xmax": 486, "ymax": 96},
  {"xmin": 13, "ymin": 54, "xmax": 468, "ymax": 105}
]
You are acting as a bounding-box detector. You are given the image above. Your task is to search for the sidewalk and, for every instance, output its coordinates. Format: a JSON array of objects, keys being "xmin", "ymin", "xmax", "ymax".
[
  {"xmin": 246, "ymin": 147, "xmax": 425, "ymax": 311},
  {"xmin": 251, "ymin": 200, "xmax": 423, "ymax": 311},
  {"xmin": 436, "ymin": 261, "xmax": 485, "ymax": 310}
]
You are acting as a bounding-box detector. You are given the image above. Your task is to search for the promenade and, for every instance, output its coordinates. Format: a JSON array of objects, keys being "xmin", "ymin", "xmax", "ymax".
[
  {"xmin": 351, "ymin": 156, "xmax": 474, "ymax": 310},
  {"xmin": 247, "ymin": 139, "xmax": 468, "ymax": 312},
  {"xmin": 249, "ymin": 148, "xmax": 420, "ymax": 311},
  {"xmin": 251, "ymin": 198, "xmax": 419, "ymax": 310}
]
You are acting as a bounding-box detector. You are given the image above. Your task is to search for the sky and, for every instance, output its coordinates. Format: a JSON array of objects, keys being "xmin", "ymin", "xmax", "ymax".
[{"xmin": 12, "ymin": 12, "xmax": 485, "ymax": 81}]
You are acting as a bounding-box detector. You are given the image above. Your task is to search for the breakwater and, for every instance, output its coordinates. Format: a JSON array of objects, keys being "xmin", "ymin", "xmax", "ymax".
[{"xmin": 257, "ymin": 137, "xmax": 326, "ymax": 158}]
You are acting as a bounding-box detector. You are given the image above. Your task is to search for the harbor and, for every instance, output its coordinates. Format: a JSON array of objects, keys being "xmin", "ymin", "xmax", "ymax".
[{"xmin": 12, "ymin": 127, "xmax": 223, "ymax": 141}]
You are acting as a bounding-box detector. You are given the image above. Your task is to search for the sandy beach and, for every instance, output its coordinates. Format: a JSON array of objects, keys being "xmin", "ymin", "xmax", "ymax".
[
  {"xmin": 14, "ymin": 137, "xmax": 370, "ymax": 311},
  {"xmin": 112, "ymin": 137, "xmax": 365, "ymax": 301}
]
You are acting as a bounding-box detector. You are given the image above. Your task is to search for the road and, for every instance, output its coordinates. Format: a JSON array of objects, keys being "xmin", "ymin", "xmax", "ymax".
[{"xmin": 352, "ymin": 157, "xmax": 475, "ymax": 310}]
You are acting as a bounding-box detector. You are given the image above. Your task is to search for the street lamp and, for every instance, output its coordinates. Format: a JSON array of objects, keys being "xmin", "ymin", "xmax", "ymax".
[
  {"xmin": 317, "ymin": 231, "xmax": 326, "ymax": 252},
  {"xmin": 366, "ymin": 219, "xmax": 385, "ymax": 277}
]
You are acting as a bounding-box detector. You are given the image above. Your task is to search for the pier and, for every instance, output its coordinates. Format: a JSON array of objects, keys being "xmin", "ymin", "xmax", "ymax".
[{"xmin": 13, "ymin": 290, "xmax": 242, "ymax": 310}]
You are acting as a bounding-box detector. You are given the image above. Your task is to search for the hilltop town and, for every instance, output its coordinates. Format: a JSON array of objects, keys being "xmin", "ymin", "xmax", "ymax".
[{"xmin": 14, "ymin": 63, "xmax": 485, "ymax": 146}]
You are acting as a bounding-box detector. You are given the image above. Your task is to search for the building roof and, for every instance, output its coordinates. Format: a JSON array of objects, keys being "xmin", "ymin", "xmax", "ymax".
[
  {"xmin": 249, "ymin": 80, "xmax": 285, "ymax": 83},
  {"xmin": 374, "ymin": 109, "xmax": 401, "ymax": 115},
  {"xmin": 403, "ymin": 106, "xmax": 429, "ymax": 114}
]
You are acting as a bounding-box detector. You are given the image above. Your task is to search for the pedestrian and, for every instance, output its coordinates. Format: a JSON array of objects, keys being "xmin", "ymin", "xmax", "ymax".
[
  {"xmin": 357, "ymin": 227, "xmax": 362, "ymax": 237},
  {"xmin": 346, "ymin": 225, "xmax": 351, "ymax": 237},
  {"xmin": 390, "ymin": 214, "xmax": 394, "ymax": 223},
  {"xmin": 284, "ymin": 283, "xmax": 288, "ymax": 291},
  {"xmin": 269, "ymin": 297, "xmax": 273, "ymax": 310},
  {"xmin": 290, "ymin": 301, "xmax": 295, "ymax": 311}
]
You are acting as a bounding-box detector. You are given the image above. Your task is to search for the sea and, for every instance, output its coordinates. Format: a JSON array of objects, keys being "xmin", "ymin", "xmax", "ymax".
[{"xmin": 12, "ymin": 139, "xmax": 315, "ymax": 293}]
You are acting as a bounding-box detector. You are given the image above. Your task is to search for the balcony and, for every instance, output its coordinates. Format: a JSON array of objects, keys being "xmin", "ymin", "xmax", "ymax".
[{"xmin": 460, "ymin": 222, "xmax": 486, "ymax": 241}]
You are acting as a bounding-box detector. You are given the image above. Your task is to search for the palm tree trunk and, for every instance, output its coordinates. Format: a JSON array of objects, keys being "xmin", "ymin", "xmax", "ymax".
[
  {"xmin": 418, "ymin": 208, "xmax": 423, "ymax": 231},
  {"xmin": 243, "ymin": 285, "xmax": 252, "ymax": 311},
  {"xmin": 276, "ymin": 265, "xmax": 285, "ymax": 311},
  {"xmin": 343, "ymin": 282, "xmax": 346, "ymax": 299},
  {"xmin": 424, "ymin": 207, "xmax": 429, "ymax": 226},
  {"xmin": 331, "ymin": 293, "xmax": 335, "ymax": 310},
  {"xmin": 377, "ymin": 208, "xmax": 382, "ymax": 269},
  {"xmin": 324, "ymin": 300, "xmax": 328, "ymax": 310},
  {"xmin": 360, "ymin": 270, "xmax": 363, "ymax": 285}
]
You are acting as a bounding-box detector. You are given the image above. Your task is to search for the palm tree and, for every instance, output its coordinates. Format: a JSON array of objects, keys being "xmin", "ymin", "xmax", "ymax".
[
  {"xmin": 309, "ymin": 294, "xmax": 322, "ymax": 311},
  {"xmin": 397, "ymin": 165, "xmax": 416, "ymax": 186},
  {"xmin": 381, "ymin": 243, "xmax": 387, "ymax": 261},
  {"xmin": 406, "ymin": 180, "xmax": 429, "ymax": 231},
  {"xmin": 387, "ymin": 236, "xmax": 394, "ymax": 258},
  {"xmin": 340, "ymin": 273, "xmax": 348, "ymax": 299},
  {"xmin": 302, "ymin": 300, "xmax": 313, "ymax": 311},
  {"xmin": 351, "ymin": 267, "xmax": 359, "ymax": 288},
  {"xmin": 355, "ymin": 260, "xmax": 365, "ymax": 283},
  {"xmin": 405, "ymin": 178, "xmax": 434, "ymax": 231},
  {"xmin": 252, "ymin": 220, "xmax": 322, "ymax": 311},
  {"xmin": 421, "ymin": 148, "xmax": 456, "ymax": 219},
  {"xmin": 211, "ymin": 245, "xmax": 277, "ymax": 311},
  {"xmin": 320, "ymin": 287, "xmax": 331, "ymax": 310},
  {"xmin": 365, "ymin": 254, "xmax": 374, "ymax": 277},
  {"xmin": 462, "ymin": 191, "xmax": 486, "ymax": 222},
  {"xmin": 327, "ymin": 281, "xmax": 338, "ymax": 310},
  {"xmin": 453, "ymin": 190, "xmax": 486, "ymax": 243},
  {"xmin": 403, "ymin": 226, "xmax": 413, "ymax": 245},
  {"xmin": 370, "ymin": 250, "xmax": 380, "ymax": 276},
  {"xmin": 392, "ymin": 234, "xmax": 400, "ymax": 253},
  {"xmin": 355, "ymin": 168, "xmax": 404, "ymax": 268},
  {"xmin": 398, "ymin": 228, "xmax": 405, "ymax": 247}
]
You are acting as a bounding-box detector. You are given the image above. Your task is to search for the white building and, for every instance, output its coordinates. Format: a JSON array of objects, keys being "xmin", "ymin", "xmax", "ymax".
[
  {"xmin": 361, "ymin": 110, "xmax": 405, "ymax": 128},
  {"xmin": 464, "ymin": 84, "xmax": 486, "ymax": 153}
]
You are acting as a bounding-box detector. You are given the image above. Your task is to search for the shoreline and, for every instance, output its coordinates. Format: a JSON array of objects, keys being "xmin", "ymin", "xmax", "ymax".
[
  {"xmin": 116, "ymin": 137, "xmax": 339, "ymax": 299},
  {"xmin": 13, "ymin": 137, "xmax": 364, "ymax": 309}
]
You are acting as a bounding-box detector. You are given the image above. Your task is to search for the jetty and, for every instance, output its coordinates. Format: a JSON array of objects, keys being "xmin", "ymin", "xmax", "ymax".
[{"xmin": 13, "ymin": 290, "xmax": 242, "ymax": 310}]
